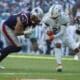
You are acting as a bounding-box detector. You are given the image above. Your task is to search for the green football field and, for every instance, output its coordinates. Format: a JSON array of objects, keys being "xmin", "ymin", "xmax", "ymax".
[{"xmin": 0, "ymin": 54, "xmax": 80, "ymax": 80}]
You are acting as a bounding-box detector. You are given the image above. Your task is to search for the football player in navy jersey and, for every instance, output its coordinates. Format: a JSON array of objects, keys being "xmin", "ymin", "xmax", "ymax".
[{"xmin": 0, "ymin": 7, "xmax": 43, "ymax": 63}]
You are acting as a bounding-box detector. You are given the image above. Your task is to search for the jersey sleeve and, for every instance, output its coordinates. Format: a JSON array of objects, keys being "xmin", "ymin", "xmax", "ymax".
[
  {"xmin": 60, "ymin": 12, "xmax": 70, "ymax": 25},
  {"xmin": 42, "ymin": 13, "xmax": 55, "ymax": 29}
]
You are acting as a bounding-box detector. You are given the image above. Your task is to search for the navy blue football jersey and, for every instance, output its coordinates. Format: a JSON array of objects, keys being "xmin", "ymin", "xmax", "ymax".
[{"xmin": 4, "ymin": 12, "xmax": 31, "ymax": 30}]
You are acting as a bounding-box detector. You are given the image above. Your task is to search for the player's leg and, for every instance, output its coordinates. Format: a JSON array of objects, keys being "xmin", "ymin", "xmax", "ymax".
[
  {"xmin": 67, "ymin": 41, "xmax": 80, "ymax": 61},
  {"xmin": 74, "ymin": 41, "xmax": 80, "ymax": 60},
  {"xmin": 73, "ymin": 47, "xmax": 80, "ymax": 60},
  {"xmin": 54, "ymin": 42, "xmax": 63, "ymax": 72},
  {"xmin": 0, "ymin": 45, "xmax": 21, "ymax": 62},
  {"xmin": 0, "ymin": 24, "xmax": 22, "ymax": 62},
  {"xmin": 0, "ymin": 40, "xmax": 3, "ymax": 50},
  {"xmin": 0, "ymin": 40, "xmax": 5, "ymax": 69}
]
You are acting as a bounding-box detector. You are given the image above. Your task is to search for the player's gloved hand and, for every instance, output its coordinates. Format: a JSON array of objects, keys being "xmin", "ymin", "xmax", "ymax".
[
  {"xmin": 47, "ymin": 31, "xmax": 54, "ymax": 41},
  {"xmin": 47, "ymin": 31, "xmax": 54, "ymax": 36},
  {"xmin": 24, "ymin": 28, "xmax": 34, "ymax": 38}
]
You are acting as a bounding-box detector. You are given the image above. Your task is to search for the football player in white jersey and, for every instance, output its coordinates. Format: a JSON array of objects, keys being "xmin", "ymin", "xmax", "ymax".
[
  {"xmin": 42, "ymin": 4, "xmax": 70, "ymax": 72},
  {"xmin": 74, "ymin": 15, "xmax": 80, "ymax": 60},
  {"xmin": 64, "ymin": 16, "xmax": 80, "ymax": 61}
]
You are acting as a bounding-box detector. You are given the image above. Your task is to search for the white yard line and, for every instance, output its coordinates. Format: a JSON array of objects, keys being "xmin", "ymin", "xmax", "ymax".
[
  {"xmin": 8, "ymin": 55, "xmax": 75, "ymax": 61},
  {"xmin": 0, "ymin": 72, "xmax": 80, "ymax": 76}
]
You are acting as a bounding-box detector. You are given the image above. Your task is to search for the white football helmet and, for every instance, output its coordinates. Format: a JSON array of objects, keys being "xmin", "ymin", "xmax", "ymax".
[
  {"xmin": 49, "ymin": 4, "xmax": 62, "ymax": 18},
  {"xmin": 31, "ymin": 7, "xmax": 43, "ymax": 20}
]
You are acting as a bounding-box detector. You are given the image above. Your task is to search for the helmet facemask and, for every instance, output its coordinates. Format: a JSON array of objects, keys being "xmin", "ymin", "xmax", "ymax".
[
  {"xmin": 31, "ymin": 7, "xmax": 43, "ymax": 26},
  {"xmin": 49, "ymin": 4, "xmax": 62, "ymax": 18},
  {"xmin": 31, "ymin": 15, "xmax": 40, "ymax": 26}
]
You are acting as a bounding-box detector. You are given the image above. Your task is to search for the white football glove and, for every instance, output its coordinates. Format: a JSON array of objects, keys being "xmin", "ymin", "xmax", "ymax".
[{"xmin": 24, "ymin": 28, "xmax": 34, "ymax": 38}]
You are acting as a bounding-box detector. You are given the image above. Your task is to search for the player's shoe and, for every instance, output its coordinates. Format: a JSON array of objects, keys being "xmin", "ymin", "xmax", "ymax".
[
  {"xmin": 0, "ymin": 66, "xmax": 5, "ymax": 69},
  {"xmin": 56, "ymin": 64, "xmax": 63, "ymax": 72},
  {"xmin": 74, "ymin": 55, "xmax": 79, "ymax": 61}
]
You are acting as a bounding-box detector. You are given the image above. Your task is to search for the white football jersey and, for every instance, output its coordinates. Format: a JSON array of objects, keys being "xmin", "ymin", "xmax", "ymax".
[
  {"xmin": 42, "ymin": 12, "xmax": 70, "ymax": 36},
  {"xmin": 63, "ymin": 24, "xmax": 79, "ymax": 49}
]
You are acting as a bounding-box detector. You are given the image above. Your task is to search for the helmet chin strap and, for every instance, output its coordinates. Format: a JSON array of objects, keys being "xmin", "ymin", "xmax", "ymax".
[
  {"xmin": 52, "ymin": 14, "xmax": 61, "ymax": 19},
  {"xmin": 51, "ymin": 17, "xmax": 58, "ymax": 19}
]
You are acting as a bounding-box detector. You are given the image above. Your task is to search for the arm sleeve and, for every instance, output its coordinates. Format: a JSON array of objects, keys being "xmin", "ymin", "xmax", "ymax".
[{"xmin": 54, "ymin": 25, "xmax": 66, "ymax": 38}]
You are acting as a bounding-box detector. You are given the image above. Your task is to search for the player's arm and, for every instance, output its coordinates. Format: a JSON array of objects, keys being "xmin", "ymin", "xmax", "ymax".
[
  {"xmin": 54, "ymin": 12, "xmax": 70, "ymax": 38},
  {"xmin": 23, "ymin": 27, "xmax": 35, "ymax": 38},
  {"xmin": 14, "ymin": 17, "xmax": 24, "ymax": 36},
  {"xmin": 42, "ymin": 23, "xmax": 54, "ymax": 41},
  {"xmin": 54, "ymin": 24, "xmax": 66, "ymax": 38}
]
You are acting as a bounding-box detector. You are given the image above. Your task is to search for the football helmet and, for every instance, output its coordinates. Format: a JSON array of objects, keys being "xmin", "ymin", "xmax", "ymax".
[
  {"xmin": 31, "ymin": 7, "xmax": 43, "ymax": 21},
  {"xmin": 49, "ymin": 4, "xmax": 62, "ymax": 18}
]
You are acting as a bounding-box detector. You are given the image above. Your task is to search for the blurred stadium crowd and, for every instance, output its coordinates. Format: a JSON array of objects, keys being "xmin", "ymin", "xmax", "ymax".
[
  {"xmin": 0, "ymin": 0, "xmax": 79, "ymax": 18},
  {"xmin": 0, "ymin": 0, "xmax": 80, "ymax": 56}
]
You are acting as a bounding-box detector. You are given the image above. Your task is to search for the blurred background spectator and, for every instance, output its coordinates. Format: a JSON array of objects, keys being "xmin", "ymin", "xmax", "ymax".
[{"xmin": 0, "ymin": 0, "xmax": 77, "ymax": 18}]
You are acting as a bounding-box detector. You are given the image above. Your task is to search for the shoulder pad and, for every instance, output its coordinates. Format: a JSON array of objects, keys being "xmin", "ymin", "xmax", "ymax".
[
  {"xmin": 42, "ymin": 13, "xmax": 49, "ymax": 22},
  {"xmin": 59, "ymin": 12, "xmax": 70, "ymax": 25},
  {"xmin": 42, "ymin": 13, "xmax": 55, "ymax": 28}
]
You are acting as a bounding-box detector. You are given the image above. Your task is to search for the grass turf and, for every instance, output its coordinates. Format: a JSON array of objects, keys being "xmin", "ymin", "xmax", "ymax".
[{"xmin": 0, "ymin": 54, "xmax": 80, "ymax": 80}]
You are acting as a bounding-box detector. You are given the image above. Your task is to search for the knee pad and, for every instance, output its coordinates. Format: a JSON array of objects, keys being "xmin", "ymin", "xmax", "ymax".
[
  {"xmin": 73, "ymin": 48, "xmax": 79, "ymax": 54},
  {"xmin": 56, "ymin": 43, "xmax": 61, "ymax": 48},
  {"xmin": 0, "ymin": 46, "xmax": 22, "ymax": 62}
]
